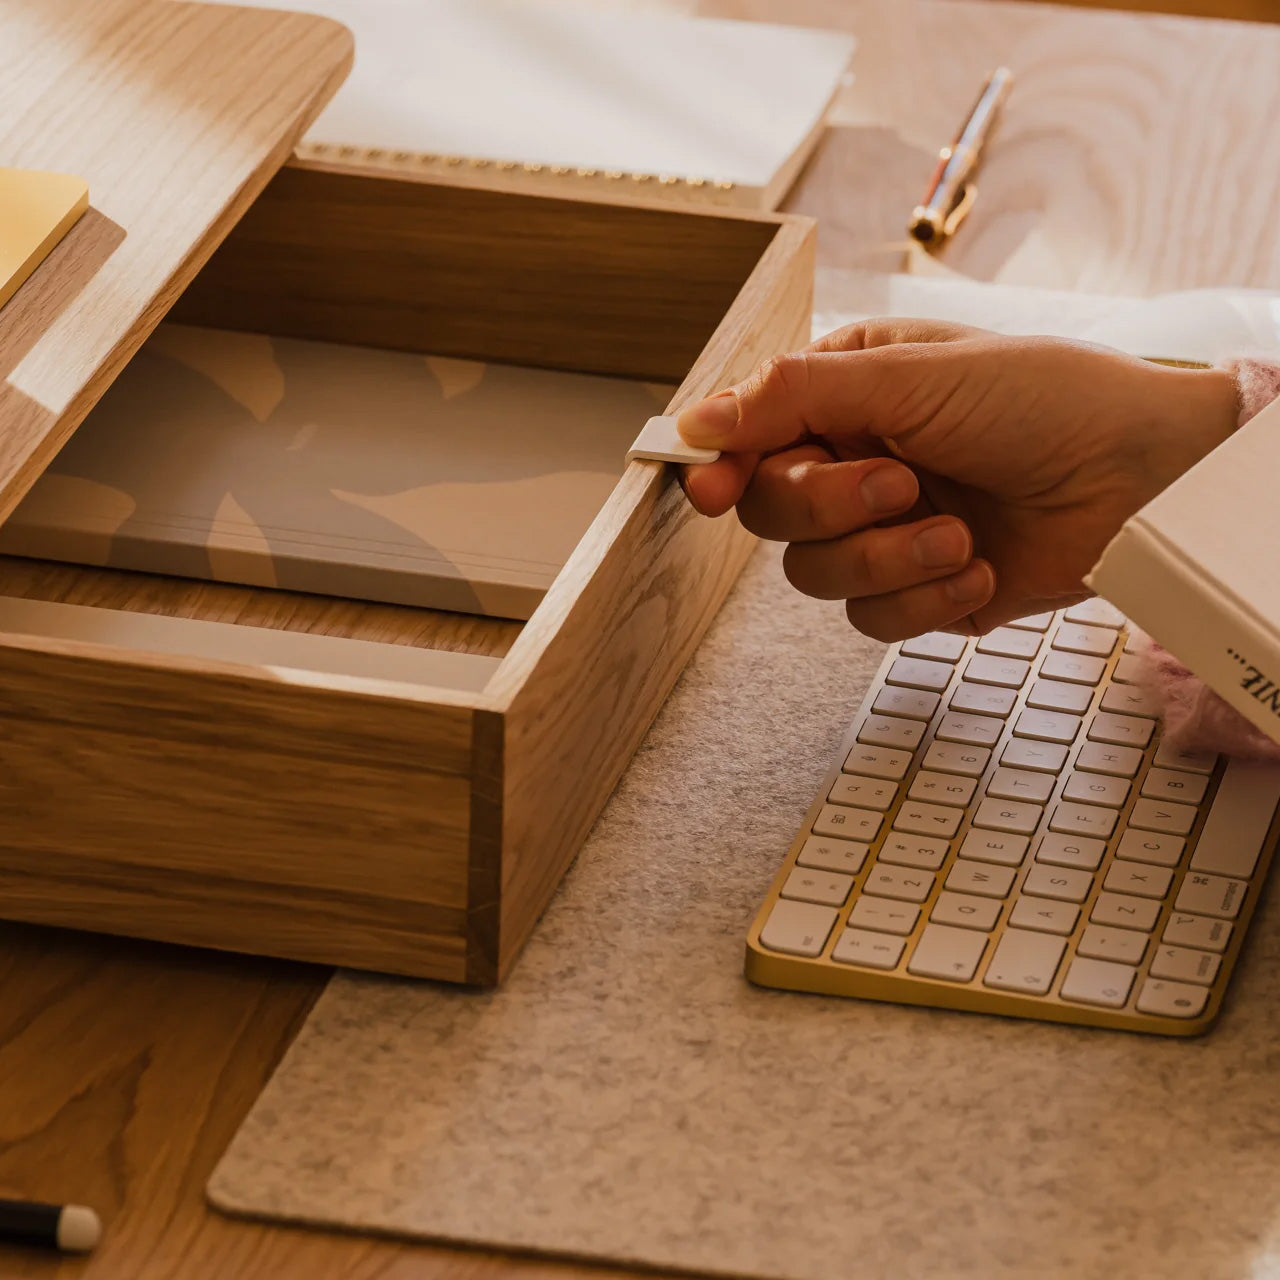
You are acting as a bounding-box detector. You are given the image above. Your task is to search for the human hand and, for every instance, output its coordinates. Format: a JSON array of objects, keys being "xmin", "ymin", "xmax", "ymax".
[{"xmin": 677, "ymin": 319, "xmax": 1238, "ymax": 639}]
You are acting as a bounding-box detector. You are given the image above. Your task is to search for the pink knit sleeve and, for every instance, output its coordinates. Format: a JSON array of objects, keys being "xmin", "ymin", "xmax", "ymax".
[
  {"xmin": 1232, "ymin": 357, "xmax": 1280, "ymax": 424},
  {"xmin": 1133, "ymin": 357, "xmax": 1280, "ymax": 761}
]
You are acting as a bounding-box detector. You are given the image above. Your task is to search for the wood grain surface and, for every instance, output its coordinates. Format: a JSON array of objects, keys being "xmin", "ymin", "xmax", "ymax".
[
  {"xmin": 172, "ymin": 161, "xmax": 780, "ymax": 382},
  {"xmin": 493, "ymin": 217, "xmax": 814, "ymax": 977},
  {"xmin": 0, "ymin": 556, "xmax": 522, "ymax": 658},
  {"xmin": 5, "ymin": 0, "xmax": 1280, "ymax": 1276},
  {"xmin": 0, "ymin": 0, "xmax": 351, "ymax": 522}
]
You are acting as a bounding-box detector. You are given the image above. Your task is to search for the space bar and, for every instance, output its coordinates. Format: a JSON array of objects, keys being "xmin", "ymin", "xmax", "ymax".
[{"xmin": 1188, "ymin": 760, "xmax": 1280, "ymax": 880}]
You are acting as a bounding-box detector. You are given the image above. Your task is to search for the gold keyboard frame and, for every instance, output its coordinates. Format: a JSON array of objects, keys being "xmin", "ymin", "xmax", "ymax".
[{"xmin": 745, "ymin": 631, "xmax": 1280, "ymax": 1035}]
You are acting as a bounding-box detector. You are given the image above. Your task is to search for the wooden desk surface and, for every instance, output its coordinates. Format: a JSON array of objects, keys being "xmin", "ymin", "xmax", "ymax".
[{"xmin": 5, "ymin": 1, "xmax": 1280, "ymax": 1276}]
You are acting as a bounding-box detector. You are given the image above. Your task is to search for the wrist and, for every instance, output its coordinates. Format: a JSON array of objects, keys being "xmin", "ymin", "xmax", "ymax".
[{"xmin": 1132, "ymin": 364, "xmax": 1238, "ymax": 502}]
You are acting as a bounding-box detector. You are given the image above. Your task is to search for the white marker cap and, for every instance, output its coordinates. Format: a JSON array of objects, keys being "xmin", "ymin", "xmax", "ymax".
[{"xmin": 56, "ymin": 1204, "xmax": 102, "ymax": 1252}]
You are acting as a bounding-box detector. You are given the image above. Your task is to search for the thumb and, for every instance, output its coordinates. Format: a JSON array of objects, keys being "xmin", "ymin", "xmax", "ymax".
[{"xmin": 676, "ymin": 319, "xmax": 985, "ymax": 455}]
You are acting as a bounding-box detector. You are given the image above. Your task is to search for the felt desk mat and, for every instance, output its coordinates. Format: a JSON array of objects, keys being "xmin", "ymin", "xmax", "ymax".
[{"xmin": 209, "ymin": 545, "xmax": 1280, "ymax": 1280}]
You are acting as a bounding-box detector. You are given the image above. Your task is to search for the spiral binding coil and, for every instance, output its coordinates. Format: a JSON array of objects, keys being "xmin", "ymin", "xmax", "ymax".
[{"xmin": 295, "ymin": 140, "xmax": 741, "ymax": 205}]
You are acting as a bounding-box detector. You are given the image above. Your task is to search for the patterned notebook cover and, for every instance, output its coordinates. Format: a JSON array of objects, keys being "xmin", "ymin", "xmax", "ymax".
[{"xmin": 1, "ymin": 324, "xmax": 673, "ymax": 619}]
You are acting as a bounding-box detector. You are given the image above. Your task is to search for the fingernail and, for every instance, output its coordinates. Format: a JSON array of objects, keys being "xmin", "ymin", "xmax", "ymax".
[
  {"xmin": 946, "ymin": 562, "xmax": 993, "ymax": 604},
  {"xmin": 913, "ymin": 523, "xmax": 969, "ymax": 569},
  {"xmin": 860, "ymin": 466, "xmax": 916, "ymax": 516},
  {"xmin": 677, "ymin": 391, "xmax": 738, "ymax": 447}
]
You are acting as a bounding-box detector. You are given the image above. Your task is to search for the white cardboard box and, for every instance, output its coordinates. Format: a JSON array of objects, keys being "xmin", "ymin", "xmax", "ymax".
[{"xmin": 1086, "ymin": 396, "xmax": 1280, "ymax": 746}]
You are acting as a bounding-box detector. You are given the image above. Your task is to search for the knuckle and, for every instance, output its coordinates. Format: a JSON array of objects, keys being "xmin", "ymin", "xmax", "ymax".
[
  {"xmin": 848, "ymin": 534, "xmax": 887, "ymax": 594},
  {"xmin": 753, "ymin": 351, "xmax": 811, "ymax": 406},
  {"xmin": 797, "ymin": 469, "xmax": 844, "ymax": 542}
]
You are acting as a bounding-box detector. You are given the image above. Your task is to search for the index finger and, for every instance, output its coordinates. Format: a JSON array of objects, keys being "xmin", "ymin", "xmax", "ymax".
[{"xmin": 675, "ymin": 318, "xmax": 989, "ymax": 456}]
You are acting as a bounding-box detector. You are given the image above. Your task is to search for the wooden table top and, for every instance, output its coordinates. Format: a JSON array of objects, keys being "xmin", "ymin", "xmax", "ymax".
[{"xmin": 5, "ymin": 0, "xmax": 1280, "ymax": 1276}]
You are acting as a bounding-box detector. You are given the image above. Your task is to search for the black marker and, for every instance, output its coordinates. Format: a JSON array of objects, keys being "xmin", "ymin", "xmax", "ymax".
[{"xmin": 0, "ymin": 1198, "xmax": 101, "ymax": 1253}]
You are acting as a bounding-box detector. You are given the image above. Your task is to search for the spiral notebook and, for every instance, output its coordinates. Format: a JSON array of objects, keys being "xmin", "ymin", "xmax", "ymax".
[{"xmin": 215, "ymin": 0, "xmax": 855, "ymax": 210}]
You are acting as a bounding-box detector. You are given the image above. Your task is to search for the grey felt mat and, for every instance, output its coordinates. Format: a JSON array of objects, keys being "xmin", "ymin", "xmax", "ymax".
[{"xmin": 209, "ymin": 543, "xmax": 1280, "ymax": 1280}]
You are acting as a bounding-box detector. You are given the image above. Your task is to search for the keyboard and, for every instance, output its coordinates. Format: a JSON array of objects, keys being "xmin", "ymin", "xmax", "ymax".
[{"xmin": 745, "ymin": 601, "xmax": 1280, "ymax": 1034}]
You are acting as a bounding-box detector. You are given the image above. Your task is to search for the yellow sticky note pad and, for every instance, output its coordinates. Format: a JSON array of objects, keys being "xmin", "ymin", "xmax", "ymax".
[{"xmin": 0, "ymin": 167, "xmax": 89, "ymax": 311}]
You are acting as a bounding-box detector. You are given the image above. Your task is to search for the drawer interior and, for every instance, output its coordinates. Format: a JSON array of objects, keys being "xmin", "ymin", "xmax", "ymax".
[{"xmin": 0, "ymin": 167, "xmax": 780, "ymax": 694}]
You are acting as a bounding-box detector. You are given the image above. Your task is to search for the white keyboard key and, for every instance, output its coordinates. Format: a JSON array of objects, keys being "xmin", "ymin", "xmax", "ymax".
[
  {"xmin": 1163, "ymin": 912, "xmax": 1232, "ymax": 953},
  {"xmin": 935, "ymin": 712, "xmax": 1002, "ymax": 747},
  {"xmin": 858, "ymin": 714, "xmax": 925, "ymax": 751},
  {"xmin": 1148, "ymin": 944, "xmax": 1221, "ymax": 987},
  {"xmin": 1075, "ymin": 741, "xmax": 1143, "ymax": 777},
  {"xmin": 1039, "ymin": 650, "xmax": 1106, "ymax": 686},
  {"xmin": 1088, "ymin": 711, "xmax": 1154, "ymax": 748},
  {"xmin": 829, "ymin": 774, "xmax": 897, "ymax": 811},
  {"xmin": 887, "ymin": 656, "xmax": 953, "ymax": 692},
  {"xmin": 1060, "ymin": 957, "xmax": 1136, "ymax": 1008},
  {"xmin": 959, "ymin": 829, "xmax": 1029, "ymax": 867},
  {"xmin": 984, "ymin": 928, "xmax": 1067, "ymax": 994},
  {"xmin": 1141, "ymin": 767, "xmax": 1208, "ymax": 806},
  {"xmin": 781, "ymin": 867, "xmax": 854, "ymax": 907},
  {"xmin": 1110, "ymin": 653, "xmax": 1144, "ymax": 684},
  {"xmin": 907, "ymin": 924, "xmax": 988, "ymax": 982},
  {"xmin": 1100, "ymin": 684, "xmax": 1160, "ymax": 718},
  {"xmin": 1129, "ymin": 798, "xmax": 1196, "ymax": 836},
  {"xmin": 965, "ymin": 653, "xmax": 1031, "ymax": 688},
  {"xmin": 1014, "ymin": 709, "xmax": 1081, "ymax": 744},
  {"xmin": 759, "ymin": 899, "xmax": 838, "ymax": 956},
  {"xmin": 1053, "ymin": 622, "xmax": 1117, "ymax": 657},
  {"xmin": 1065, "ymin": 598, "xmax": 1125, "ymax": 629},
  {"xmin": 973, "ymin": 797, "xmax": 1043, "ymax": 835},
  {"xmin": 863, "ymin": 864, "xmax": 935, "ymax": 903},
  {"xmin": 900, "ymin": 631, "xmax": 968, "ymax": 663},
  {"xmin": 1076, "ymin": 925, "xmax": 1148, "ymax": 965},
  {"xmin": 909, "ymin": 769, "xmax": 977, "ymax": 808},
  {"xmin": 1035, "ymin": 832, "xmax": 1106, "ymax": 872},
  {"xmin": 843, "ymin": 743, "xmax": 912, "ymax": 781},
  {"xmin": 879, "ymin": 833, "xmax": 951, "ymax": 871},
  {"xmin": 1116, "ymin": 829, "xmax": 1185, "ymax": 868},
  {"xmin": 813, "ymin": 804, "xmax": 882, "ymax": 843},
  {"xmin": 1153, "ymin": 741, "xmax": 1219, "ymax": 775},
  {"xmin": 986, "ymin": 766, "xmax": 1055, "ymax": 805},
  {"xmin": 1062, "ymin": 771, "xmax": 1130, "ymax": 809},
  {"xmin": 1090, "ymin": 892, "xmax": 1160, "ymax": 932},
  {"xmin": 1049, "ymin": 801, "xmax": 1117, "ymax": 840},
  {"xmin": 1174, "ymin": 872, "xmax": 1247, "ymax": 920},
  {"xmin": 872, "ymin": 686, "xmax": 940, "ymax": 722},
  {"xmin": 1189, "ymin": 760, "xmax": 1280, "ymax": 879},
  {"xmin": 1022, "ymin": 863, "xmax": 1093, "ymax": 903},
  {"xmin": 1103, "ymin": 860, "xmax": 1173, "ymax": 899},
  {"xmin": 1026, "ymin": 678, "xmax": 1093, "ymax": 716},
  {"xmin": 894, "ymin": 800, "xmax": 963, "ymax": 839},
  {"xmin": 1136, "ymin": 978, "xmax": 1209, "ymax": 1019},
  {"xmin": 796, "ymin": 837, "xmax": 870, "ymax": 876},
  {"xmin": 977, "ymin": 626, "xmax": 1043, "ymax": 660},
  {"xmin": 1123, "ymin": 627, "xmax": 1149, "ymax": 654},
  {"xmin": 930, "ymin": 891, "xmax": 1002, "ymax": 931},
  {"xmin": 945, "ymin": 859, "xmax": 1017, "ymax": 898},
  {"xmin": 922, "ymin": 740, "xmax": 991, "ymax": 778},
  {"xmin": 950, "ymin": 683, "xmax": 1017, "ymax": 718},
  {"xmin": 1000, "ymin": 738, "xmax": 1068, "ymax": 774},
  {"xmin": 849, "ymin": 897, "xmax": 919, "ymax": 935},
  {"xmin": 1007, "ymin": 896, "xmax": 1080, "ymax": 935},
  {"xmin": 832, "ymin": 928, "xmax": 907, "ymax": 970},
  {"xmin": 1007, "ymin": 611, "xmax": 1055, "ymax": 632}
]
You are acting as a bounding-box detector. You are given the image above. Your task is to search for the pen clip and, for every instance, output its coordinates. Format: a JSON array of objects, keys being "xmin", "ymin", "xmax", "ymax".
[{"xmin": 943, "ymin": 182, "xmax": 978, "ymax": 237}]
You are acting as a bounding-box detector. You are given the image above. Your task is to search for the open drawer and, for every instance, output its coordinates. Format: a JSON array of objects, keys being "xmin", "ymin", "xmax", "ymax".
[{"xmin": 0, "ymin": 155, "xmax": 814, "ymax": 982}]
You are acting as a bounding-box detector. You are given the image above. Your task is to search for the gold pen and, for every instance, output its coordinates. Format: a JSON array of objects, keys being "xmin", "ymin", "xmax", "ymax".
[{"xmin": 909, "ymin": 67, "xmax": 1013, "ymax": 246}]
